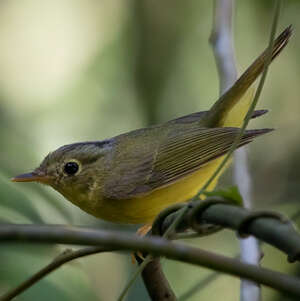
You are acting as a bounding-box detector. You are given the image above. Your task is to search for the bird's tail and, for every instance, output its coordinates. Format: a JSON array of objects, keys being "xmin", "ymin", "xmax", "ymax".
[{"xmin": 203, "ymin": 25, "xmax": 292, "ymax": 127}]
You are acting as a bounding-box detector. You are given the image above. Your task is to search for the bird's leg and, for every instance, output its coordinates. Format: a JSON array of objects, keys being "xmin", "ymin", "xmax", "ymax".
[
  {"xmin": 131, "ymin": 223, "xmax": 152, "ymax": 264},
  {"xmin": 137, "ymin": 223, "xmax": 152, "ymax": 236}
]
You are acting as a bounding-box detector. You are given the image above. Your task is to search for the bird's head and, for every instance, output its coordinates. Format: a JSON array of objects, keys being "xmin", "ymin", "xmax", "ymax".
[{"xmin": 12, "ymin": 140, "xmax": 112, "ymax": 202}]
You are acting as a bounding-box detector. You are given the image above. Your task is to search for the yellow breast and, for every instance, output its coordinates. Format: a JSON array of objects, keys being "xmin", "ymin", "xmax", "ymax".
[{"xmin": 92, "ymin": 156, "xmax": 227, "ymax": 224}]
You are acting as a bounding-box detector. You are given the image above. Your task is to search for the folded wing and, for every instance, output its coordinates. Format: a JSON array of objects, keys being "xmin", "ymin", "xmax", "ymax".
[{"xmin": 104, "ymin": 127, "xmax": 271, "ymax": 199}]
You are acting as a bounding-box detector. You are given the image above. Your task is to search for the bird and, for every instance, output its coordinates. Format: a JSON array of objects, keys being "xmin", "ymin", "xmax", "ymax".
[{"xmin": 12, "ymin": 27, "xmax": 291, "ymax": 230}]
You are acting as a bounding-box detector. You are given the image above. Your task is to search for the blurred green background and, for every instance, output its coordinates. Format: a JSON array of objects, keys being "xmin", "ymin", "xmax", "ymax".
[{"xmin": 0, "ymin": 0, "xmax": 300, "ymax": 300}]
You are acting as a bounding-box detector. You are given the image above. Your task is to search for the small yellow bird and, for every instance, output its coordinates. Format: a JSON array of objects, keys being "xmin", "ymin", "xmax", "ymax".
[{"xmin": 12, "ymin": 27, "xmax": 291, "ymax": 226}]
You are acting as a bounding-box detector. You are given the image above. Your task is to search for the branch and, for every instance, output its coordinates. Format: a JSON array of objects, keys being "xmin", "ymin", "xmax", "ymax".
[
  {"xmin": 210, "ymin": 0, "xmax": 237, "ymax": 94},
  {"xmin": 138, "ymin": 257, "xmax": 177, "ymax": 301},
  {"xmin": 1, "ymin": 200, "xmax": 300, "ymax": 297},
  {"xmin": 158, "ymin": 200, "xmax": 300, "ymax": 262},
  {"xmin": 179, "ymin": 210, "xmax": 300, "ymax": 300},
  {"xmin": 0, "ymin": 246, "xmax": 114, "ymax": 301}
]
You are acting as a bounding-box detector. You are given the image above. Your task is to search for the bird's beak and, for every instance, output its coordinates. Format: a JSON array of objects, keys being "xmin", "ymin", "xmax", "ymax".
[{"xmin": 11, "ymin": 170, "xmax": 50, "ymax": 184}]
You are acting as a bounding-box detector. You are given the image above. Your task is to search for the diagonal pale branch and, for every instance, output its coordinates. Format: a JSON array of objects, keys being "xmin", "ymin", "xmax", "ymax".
[
  {"xmin": 210, "ymin": 0, "xmax": 237, "ymax": 94},
  {"xmin": 178, "ymin": 271, "xmax": 219, "ymax": 301}
]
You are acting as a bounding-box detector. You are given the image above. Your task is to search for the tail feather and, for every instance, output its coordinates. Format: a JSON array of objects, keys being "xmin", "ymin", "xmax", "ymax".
[
  {"xmin": 251, "ymin": 109, "xmax": 268, "ymax": 119},
  {"xmin": 203, "ymin": 26, "xmax": 292, "ymax": 127}
]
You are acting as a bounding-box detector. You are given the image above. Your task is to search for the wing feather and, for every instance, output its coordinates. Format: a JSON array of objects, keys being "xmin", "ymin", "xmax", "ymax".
[{"xmin": 104, "ymin": 126, "xmax": 271, "ymax": 199}]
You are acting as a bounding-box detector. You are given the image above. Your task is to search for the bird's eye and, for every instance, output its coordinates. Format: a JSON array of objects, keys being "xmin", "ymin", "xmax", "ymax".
[{"xmin": 64, "ymin": 161, "xmax": 79, "ymax": 175}]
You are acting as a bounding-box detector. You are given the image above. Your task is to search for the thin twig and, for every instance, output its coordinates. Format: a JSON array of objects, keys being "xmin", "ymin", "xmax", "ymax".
[
  {"xmin": 209, "ymin": 0, "xmax": 268, "ymax": 300},
  {"xmin": 0, "ymin": 246, "xmax": 114, "ymax": 301},
  {"xmin": 117, "ymin": 258, "xmax": 152, "ymax": 301},
  {"xmin": 178, "ymin": 271, "xmax": 219, "ymax": 301},
  {"xmin": 237, "ymin": 0, "xmax": 282, "ymax": 292}
]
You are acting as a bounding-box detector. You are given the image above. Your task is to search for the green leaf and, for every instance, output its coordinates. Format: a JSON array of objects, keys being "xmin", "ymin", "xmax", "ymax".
[{"xmin": 204, "ymin": 186, "xmax": 243, "ymax": 206}]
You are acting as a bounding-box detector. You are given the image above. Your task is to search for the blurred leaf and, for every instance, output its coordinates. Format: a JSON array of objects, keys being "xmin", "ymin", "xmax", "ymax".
[
  {"xmin": 204, "ymin": 186, "xmax": 243, "ymax": 206},
  {"xmin": 0, "ymin": 245, "xmax": 98, "ymax": 301}
]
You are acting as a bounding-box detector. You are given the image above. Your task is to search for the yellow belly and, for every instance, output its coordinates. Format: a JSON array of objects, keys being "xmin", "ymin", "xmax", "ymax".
[{"xmin": 95, "ymin": 156, "xmax": 228, "ymax": 224}]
